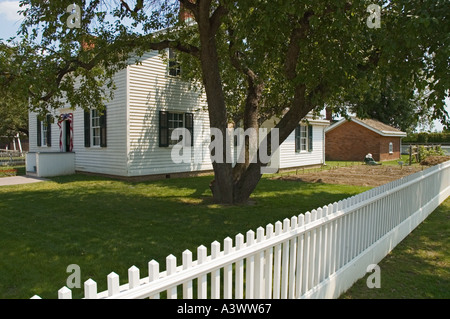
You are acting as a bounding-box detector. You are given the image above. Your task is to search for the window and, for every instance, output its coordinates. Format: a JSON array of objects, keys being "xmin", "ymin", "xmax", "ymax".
[
  {"xmin": 91, "ymin": 109, "xmax": 101, "ymax": 146},
  {"xmin": 36, "ymin": 114, "xmax": 52, "ymax": 147},
  {"xmin": 389, "ymin": 142, "xmax": 393, "ymax": 154},
  {"xmin": 159, "ymin": 111, "xmax": 194, "ymax": 147},
  {"xmin": 295, "ymin": 124, "xmax": 313, "ymax": 153},
  {"xmin": 168, "ymin": 113, "xmax": 184, "ymax": 145},
  {"xmin": 84, "ymin": 108, "xmax": 107, "ymax": 148},
  {"xmin": 168, "ymin": 48, "xmax": 181, "ymax": 77}
]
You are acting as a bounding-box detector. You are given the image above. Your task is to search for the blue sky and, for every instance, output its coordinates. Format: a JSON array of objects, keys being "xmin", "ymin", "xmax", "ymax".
[
  {"xmin": 0, "ymin": 0, "xmax": 448, "ymax": 131},
  {"xmin": 0, "ymin": 0, "xmax": 25, "ymax": 40}
]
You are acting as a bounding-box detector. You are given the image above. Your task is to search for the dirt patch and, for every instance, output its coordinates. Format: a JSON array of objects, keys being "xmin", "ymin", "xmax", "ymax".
[
  {"xmin": 420, "ymin": 156, "xmax": 450, "ymax": 166},
  {"xmin": 273, "ymin": 164, "xmax": 425, "ymax": 187}
]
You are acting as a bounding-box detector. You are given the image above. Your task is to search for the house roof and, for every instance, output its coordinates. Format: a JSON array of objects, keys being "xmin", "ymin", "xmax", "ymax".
[{"xmin": 325, "ymin": 117, "xmax": 407, "ymax": 137}]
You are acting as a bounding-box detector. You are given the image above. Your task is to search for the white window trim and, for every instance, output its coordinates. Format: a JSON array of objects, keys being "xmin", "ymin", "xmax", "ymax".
[
  {"xmin": 91, "ymin": 109, "xmax": 101, "ymax": 148},
  {"xmin": 41, "ymin": 121, "xmax": 48, "ymax": 147},
  {"xmin": 168, "ymin": 112, "xmax": 185, "ymax": 146}
]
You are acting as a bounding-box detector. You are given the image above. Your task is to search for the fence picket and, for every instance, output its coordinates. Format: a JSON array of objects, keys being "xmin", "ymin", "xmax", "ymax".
[
  {"xmin": 58, "ymin": 286, "xmax": 72, "ymax": 299},
  {"xmin": 302, "ymin": 212, "xmax": 311, "ymax": 293},
  {"xmin": 281, "ymin": 219, "xmax": 290, "ymax": 299},
  {"xmin": 295, "ymin": 214, "xmax": 304, "ymax": 297},
  {"xmin": 235, "ymin": 234, "xmax": 245, "ymax": 299},
  {"xmin": 211, "ymin": 241, "xmax": 221, "ymax": 299},
  {"xmin": 273, "ymin": 221, "xmax": 283, "ymax": 299},
  {"xmin": 166, "ymin": 255, "xmax": 177, "ymax": 299},
  {"xmin": 182, "ymin": 250, "xmax": 193, "ymax": 299},
  {"xmin": 255, "ymin": 227, "xmax": 265, "ymax": 298},
  {"xmin": 197, "ymin": 245, "xmax": 208, "ymax": 299},
  {"xmin": 128, "ymin": 266, "xmax": 140, "ymax": 290},
  {"xmin": 223, "ymin": 238, "xmax": 233, "ymax": 299},
  {"xmin": 148, "ymin": 260, "xmax": 160, "ymax": 299},
  {"xmin": 288, "ymin": 216, "xmax": 297, "ymax": 299},
  {"xmin": 245, "ymin": 230, "xmax": 255, "ymax": 299},
  {"xmin": 84, "ymin": 279, "xmax": 97, "ymax": 299},
  {"xmin": 107, "ymin": 272, "xmax": 120, "ymax": 297},
  {"xmin": 264, "ymin": 224, "xmax": 274, "ymax": 299}
]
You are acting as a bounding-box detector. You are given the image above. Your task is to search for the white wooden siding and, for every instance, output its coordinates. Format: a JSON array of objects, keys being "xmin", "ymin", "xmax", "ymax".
[
  {"xmin": 127, "ymin": 50, "xmax": 212, "ymax": 176},
  {"xmin": 28, "ymin": 68, "xmax": 129, "ymax": 176},
  {"xmin": 279, "ymin": 125, "xmax": 325, "ymax": 169}
]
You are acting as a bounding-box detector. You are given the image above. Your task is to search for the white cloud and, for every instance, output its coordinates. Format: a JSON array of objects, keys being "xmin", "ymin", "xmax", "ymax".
[{"xmin": 0, "ymin": 1, "xmax": 23, "ymax": 22}]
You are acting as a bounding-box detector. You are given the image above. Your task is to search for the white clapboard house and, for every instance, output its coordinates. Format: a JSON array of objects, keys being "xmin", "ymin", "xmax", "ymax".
[{"xmin": 26, "ymin": 49, "xmax": 329, "ymax": 178}]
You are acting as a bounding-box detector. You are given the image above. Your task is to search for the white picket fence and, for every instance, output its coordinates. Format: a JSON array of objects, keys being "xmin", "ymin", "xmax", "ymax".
[{"xmin": 32, "ymin": 161, "xmax": 450, "ymax": 299}]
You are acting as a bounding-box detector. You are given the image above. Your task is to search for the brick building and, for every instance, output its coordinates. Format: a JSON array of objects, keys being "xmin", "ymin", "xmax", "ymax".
[{"xmin": 325, "ymin": 118, "xmax": 407, "ymax": 162}]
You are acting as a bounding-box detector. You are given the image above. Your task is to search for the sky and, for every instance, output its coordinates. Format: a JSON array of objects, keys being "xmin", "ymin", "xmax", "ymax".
[{"xmin": 0, "ymin": 0, "xmax": 448, "ymax": 132}]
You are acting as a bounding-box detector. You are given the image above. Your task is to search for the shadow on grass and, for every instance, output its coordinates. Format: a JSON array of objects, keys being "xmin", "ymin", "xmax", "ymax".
[{"xmin": 0, "ymin": 173, "xmax": 369, "ymax": 299}]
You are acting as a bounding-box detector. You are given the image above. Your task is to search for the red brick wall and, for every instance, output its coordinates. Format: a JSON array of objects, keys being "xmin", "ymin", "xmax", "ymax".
[
  {"xmin": 325, "ymin": 121, "xmax": 401, "ymax": 162},
  {"xmin": 379, "ymin": 136, "xmax": 401, "ymax": 161}
]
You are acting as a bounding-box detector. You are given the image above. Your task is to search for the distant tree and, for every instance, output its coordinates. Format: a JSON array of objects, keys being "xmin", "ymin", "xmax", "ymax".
[
  {"xmin": 0, "ymin": 43, "xmax": 29, "ymax": 138},
  {"xmin": 347, "ymin": 78, "xmax": 435, "ymax": 134}
]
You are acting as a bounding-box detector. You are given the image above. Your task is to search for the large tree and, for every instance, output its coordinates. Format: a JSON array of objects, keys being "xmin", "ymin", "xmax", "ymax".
[{"xmin": 3, "ymin": 0, "xmax": 449, "ymax": 204}]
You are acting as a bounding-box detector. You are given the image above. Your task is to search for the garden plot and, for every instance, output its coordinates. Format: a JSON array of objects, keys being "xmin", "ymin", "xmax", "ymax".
[{"xmin": 274, "ymin": 164, "xmax": 424, "ymax": 187}]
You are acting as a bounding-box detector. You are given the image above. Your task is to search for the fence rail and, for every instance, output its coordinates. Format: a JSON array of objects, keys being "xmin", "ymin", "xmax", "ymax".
[
  {"xmin": 0, "ymin": 150, "xmax": 25, "ymax": 166},
  {"xmin": 32, "ymin": 160, "xmax": 450, "ymax": 299}
]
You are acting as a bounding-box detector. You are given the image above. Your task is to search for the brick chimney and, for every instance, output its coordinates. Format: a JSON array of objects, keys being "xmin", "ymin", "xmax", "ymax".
[
  {"xmin": 179, "ymin": 1, "xmax": 195, "ymax": 22},
  {"xmin": 325, "ymin": 107, "xmax": 333, "ymax": 121}
]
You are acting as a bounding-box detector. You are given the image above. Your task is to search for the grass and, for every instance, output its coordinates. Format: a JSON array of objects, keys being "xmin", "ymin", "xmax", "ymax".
[
  {"xmin": 341, "ymin": 198, "xmax": 450, "ymax": 299},
  {"xmin": 0, "ymin": 173, "xmax": 369, "ymax": 299}
]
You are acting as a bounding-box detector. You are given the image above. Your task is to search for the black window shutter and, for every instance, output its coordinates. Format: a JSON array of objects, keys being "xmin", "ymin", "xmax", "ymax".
[
  {"xmin": 46, "ymin": 114, "xmax": 52, "ymax": 147},
  {"xmin": 295, "ymin": 125, "xmax": 300, "ymax": 152},
  {"xmin": 185, "ymin": 113, "xmax": 194, "ymax": 147},
  {"xmin": 159, "ymin": 111, "xmax": 169, "ymax": 147},
  {"xmin": 308, "ymin": 125, "xmax": 313, "ymax": 152},
  {"xmin": 100, "ymin": 108, "xmax": 107, "ymax": 147},
  {"xmin": 36, "ymin": 117, "xmax": 42, "ymax": 147},
  {"xmin": 84, "ymin": 110, "xmax": 91, "ymax": 147}
]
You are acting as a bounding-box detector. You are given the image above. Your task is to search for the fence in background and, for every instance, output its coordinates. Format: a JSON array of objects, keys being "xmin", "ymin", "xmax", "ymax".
[
  {"xmin": 0, "ymin": 150, "xmax": 25, "ymax": 166},
  {"xmin": 32, "ymin": 161, "xmax": 450, "ymax": 299}
]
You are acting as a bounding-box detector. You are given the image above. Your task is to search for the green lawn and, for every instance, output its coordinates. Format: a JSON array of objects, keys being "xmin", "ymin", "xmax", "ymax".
[
  {"xmin": 340, "ymin": 197, "xmax": 450, "ymax": 299},
  {"xmin": 0, "ymin": 173, "xmax": 369, "ymax": 299}
]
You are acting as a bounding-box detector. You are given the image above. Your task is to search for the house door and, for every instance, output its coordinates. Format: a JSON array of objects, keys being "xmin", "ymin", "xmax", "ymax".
[{"xmin": 64, "ymin": 120, "xmax": 71, "ymax": 152}]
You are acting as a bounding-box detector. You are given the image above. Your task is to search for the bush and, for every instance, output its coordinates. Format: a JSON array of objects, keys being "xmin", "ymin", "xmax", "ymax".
[
  {"xmin": 404, "ymin": 132, "xmax": 450, "ymax": 144},
  {"xmin": 418, "ymin": 145, "xmax": 445, "ymax": 162},
  {"xmin": 0, "ymin": 167, "xmax": 17, "ymax": 177}
]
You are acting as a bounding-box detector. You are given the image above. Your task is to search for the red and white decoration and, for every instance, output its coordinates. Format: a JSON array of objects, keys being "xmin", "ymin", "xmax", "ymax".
[{"xmin": 58, "ymin": 113, "xmax": 74, "ymax": 152}]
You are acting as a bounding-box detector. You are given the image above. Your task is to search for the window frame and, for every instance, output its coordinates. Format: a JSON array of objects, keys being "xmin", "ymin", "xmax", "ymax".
[
  {"xmin": 295, "ymin": 124, "xmax": 313, "ymax": 153},
  {"xmin": 37, "ymin": 114, "xmax": 52, "ymax": 147},
  {"xmin": 168, "ymin": 48, "xmax": 181, "ymax": 77},
  {"xmin": 91, "ymin": 109, "xmax": 101, "ymax": 147},
  {"xmin": 84, "ymin": 108, "xmax": 107, "ymax": 148},
  {"xmin": 159, "ymin": 111, "xmax": 194, "ymax": 148}
]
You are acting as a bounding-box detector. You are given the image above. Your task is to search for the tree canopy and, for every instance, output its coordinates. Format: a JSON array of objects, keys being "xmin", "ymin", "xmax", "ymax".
[{"xmin": 1, "ymin": 0, "xmax": 449, "ymax": 203}]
